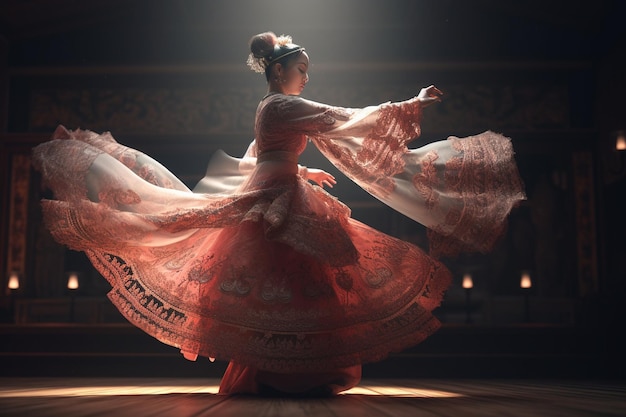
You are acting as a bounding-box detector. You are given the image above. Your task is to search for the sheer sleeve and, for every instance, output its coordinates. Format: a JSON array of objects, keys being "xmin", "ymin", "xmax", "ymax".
[
  {"xmin": 196, "ymin": 94, "xmax": 525, "ymax": 258},
  {"xmin": 257, "ymin": 94, "xmax": 422, "ymax": 198},
  {"xmin": 303, "ymin": 98, "xmax": 525, "ymax": 258},
  {"xmin": 259, "ymin": 94, "xmax": 425, "ymax": 187},
  {"xmin": 263, "ymin": 95, "xmax": 421, "ymax": 142}
]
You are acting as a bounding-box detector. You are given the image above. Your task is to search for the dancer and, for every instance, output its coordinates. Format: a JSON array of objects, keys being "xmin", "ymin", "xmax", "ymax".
[{"xmin": 32, "ymin": 32, "xmax": 525, "ymax": 396}]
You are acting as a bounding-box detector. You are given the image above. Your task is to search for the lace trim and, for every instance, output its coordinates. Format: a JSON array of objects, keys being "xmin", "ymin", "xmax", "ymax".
[
  {"xmin": 411, "ymin": 150, "xmax": 440, "ymax": 209},
  {"xmin": 427, "ymin": 131, "xmax": 526, "ymax": 257},
  {"xmin": 269, "ymin": 180, "xmax": 357, "ymax": 267},
  {"xmin": 32, "ymin": 139, "xmax": 101, "ymax": 202},
  {"xmin": 87, "ymin": 241, "xmax": 450, "ymax": 372},
  {"xmin": 313, "ymin": 98, "xmax": 422, "ymax": 197},
  {"xmin": 357, "ymin": 99, "xmax": 422, "ymax": 193}
]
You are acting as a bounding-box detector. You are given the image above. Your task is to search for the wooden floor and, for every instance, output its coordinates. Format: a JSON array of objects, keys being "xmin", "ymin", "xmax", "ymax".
[{"xmin": 0, "ymin": 378, "xmax": 624, "ymax": 417}]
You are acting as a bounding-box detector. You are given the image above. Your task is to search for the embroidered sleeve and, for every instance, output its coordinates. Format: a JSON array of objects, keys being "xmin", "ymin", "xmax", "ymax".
[
  {"xmin": 309, "ymin": 96, "xmax": 424, "ymax": 196},
  {"xmin": 262, "ymin": 96, "xmax": 355, "ymax": 137}
]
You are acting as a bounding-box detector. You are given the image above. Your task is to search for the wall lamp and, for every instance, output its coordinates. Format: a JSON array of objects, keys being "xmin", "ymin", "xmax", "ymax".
[{"xmin": 608, "ymin": 130, "xmax": 625, "ymax": 175}]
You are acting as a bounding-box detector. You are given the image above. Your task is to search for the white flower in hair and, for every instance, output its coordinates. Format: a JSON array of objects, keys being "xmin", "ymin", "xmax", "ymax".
[
  {"xmin": 247, "ymin": 33, "xmax": 298, "ymax": 74},
  {"xmin": 276, "ymin": 34, "xmax": 293, "ymax": 46},
  {"xmin": 246, "ymin": 54, "xmax": 267, "ymax": 73}
]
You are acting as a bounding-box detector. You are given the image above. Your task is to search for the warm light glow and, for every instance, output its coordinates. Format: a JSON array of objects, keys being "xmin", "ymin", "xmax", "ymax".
[
  {"xmin": 462, "ymin": 273, "xmax": 473, "ymax": 289},
  {"xmin": 520, "ymin": 272, "xmax": 532, "ymax": 289},
  {"xmin": 343, "ymin": 385, "xmax": 464, "ymax": 397},
  {"xmin": 617, "ymin": 134, "xmax": 626, "ymax": 151},
  {"xmin": 0, "ymin": 381, "xmax": 464, "ymax": 398},
  {"xmin": 67, "ymin": 273, "xmax": 79, "ymax": 290},
  {"xmin": 0, "ymin": 385, "xmax": 220, "ymax": 397},
  {"xmin": 7, "ymin": 272, "xmax": 20, "ymax": 290}
]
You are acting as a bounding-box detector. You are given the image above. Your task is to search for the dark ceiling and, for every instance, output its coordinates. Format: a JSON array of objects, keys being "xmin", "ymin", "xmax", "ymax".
[{"xmin": 1, "ymin": 0, "xmax": 624, "ymax": 66}]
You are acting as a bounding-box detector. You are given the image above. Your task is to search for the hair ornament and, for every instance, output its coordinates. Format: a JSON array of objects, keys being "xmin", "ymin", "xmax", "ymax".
[
  {"xmin": 247, "ymin": 33, "xmax": 304, "ymax": 74},
  {"xmin": 246, "ymin": 54, "xmax": 267, "ymax": 73}
]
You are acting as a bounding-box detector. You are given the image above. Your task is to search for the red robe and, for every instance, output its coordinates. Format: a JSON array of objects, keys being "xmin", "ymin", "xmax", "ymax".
[{"xmin": 32, "ymin": 93, "xmax": 524, "ymax": 394}]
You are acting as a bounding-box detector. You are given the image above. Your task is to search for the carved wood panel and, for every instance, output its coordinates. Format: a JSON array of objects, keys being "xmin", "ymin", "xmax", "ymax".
[{"xmin": 27, "ymin": 83, "xmax": 570, "ymax": 135}]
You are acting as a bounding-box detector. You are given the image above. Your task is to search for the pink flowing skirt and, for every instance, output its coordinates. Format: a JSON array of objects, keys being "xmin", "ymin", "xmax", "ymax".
[{"xmin": 32, "ymin": 126, "xmax": 452, "ymax": 381}]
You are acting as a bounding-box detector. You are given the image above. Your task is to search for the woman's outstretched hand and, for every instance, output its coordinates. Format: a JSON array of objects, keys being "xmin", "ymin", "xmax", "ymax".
[
  {"xmin": 416, "ymin": 85, "xmax": 443, "ymax": 107},
  {"xmin": 307, "ymin": 169, "xmax": 336, "ymax": 189}
]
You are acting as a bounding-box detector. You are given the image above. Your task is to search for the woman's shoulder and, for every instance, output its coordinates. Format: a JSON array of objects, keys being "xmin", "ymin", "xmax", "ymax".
[
  {"xmin": 259, "ymin": 95, "xmax": 355, "ymax": 134},
  {"xmin": 263, "ymin": 93, "xmax": 308, "ymax": 107},
  {"xmin": 260, "ymin": 94, "xmax": 326, "ymax": 117}
]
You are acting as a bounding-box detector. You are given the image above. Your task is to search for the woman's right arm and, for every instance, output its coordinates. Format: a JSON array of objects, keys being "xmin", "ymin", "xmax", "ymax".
[{"xmin": 274, "ymin": 86, "xmax": 442, "ymax": 145}]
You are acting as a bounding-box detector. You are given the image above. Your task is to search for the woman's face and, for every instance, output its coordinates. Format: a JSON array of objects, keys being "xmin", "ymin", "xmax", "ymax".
[{"xmin": 277, "ymin": 52, "xmax": 310, "ymax": 96}]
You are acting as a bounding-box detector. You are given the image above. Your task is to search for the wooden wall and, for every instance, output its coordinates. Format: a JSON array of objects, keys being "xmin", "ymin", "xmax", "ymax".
[
  {"xmin": 1, "ymin": 58, "xmax": 603, "ymax": 325},
  {"xmin": 1, "ymin": 0, "xmax": 624, "ymax": 327}
]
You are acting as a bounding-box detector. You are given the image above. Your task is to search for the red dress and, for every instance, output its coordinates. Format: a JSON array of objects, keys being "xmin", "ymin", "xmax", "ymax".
[{"xmin": 32, "ymin": 93, "xmax": 525, "ymax": 394}]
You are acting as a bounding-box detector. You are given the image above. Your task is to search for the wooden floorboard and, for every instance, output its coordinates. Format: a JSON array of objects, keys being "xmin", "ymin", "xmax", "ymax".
[{"xmin": 0, "ymin": 378, "xmax": 624, "ymax": 417}]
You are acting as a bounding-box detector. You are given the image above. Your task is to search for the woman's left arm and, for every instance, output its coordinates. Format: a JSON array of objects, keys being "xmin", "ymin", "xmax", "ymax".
[{"xmin": 305, "ymin": 168, "xmax": 336, "ymax": 188}]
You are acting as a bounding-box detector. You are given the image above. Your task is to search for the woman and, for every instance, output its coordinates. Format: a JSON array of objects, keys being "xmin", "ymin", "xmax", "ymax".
[{"xmin": 32, "ymin": 32, "xmax": 525, "ymax": 396}]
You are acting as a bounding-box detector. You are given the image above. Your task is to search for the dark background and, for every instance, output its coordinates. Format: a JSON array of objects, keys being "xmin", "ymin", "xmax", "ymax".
[{"xmin": 0, "ymin": 0, "xmax": 624, "ymax": 379}]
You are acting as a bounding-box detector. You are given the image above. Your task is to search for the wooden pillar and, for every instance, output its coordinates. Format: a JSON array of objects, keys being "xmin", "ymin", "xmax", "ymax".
[
  {"xmin": 0, "ymin": 35, "xmax": 7, "ymax": 133},
  {"xmin": 0, "ymin": 35, "xmax": 8, "ymax": 292}
]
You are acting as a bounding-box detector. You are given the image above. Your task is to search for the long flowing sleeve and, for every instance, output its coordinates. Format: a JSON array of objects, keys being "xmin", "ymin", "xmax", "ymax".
[
  {"xmin": 196, "ymin": 94, "xmax": 525, "ymax": 257},
  {"xmin": 288, "ymin": 97, "xmax": 527, "ymax": 258}
]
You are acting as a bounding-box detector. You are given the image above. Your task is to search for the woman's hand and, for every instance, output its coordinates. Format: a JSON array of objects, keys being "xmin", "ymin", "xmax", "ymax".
[
  {"xmin": 416, "ymin": 85, "xmax": 443, "ymax": 107},
  {"xmin": 307, "ymin": 168, "xmax": 336, "ymax": 189}
]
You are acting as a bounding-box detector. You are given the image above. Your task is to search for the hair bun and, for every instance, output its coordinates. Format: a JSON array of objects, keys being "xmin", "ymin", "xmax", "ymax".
[
  {"xmin": 247, "ymin": 32, "xmax": 299, "ymax": 74},
  {"xmin": 250, "ymin": 32, "xmax": 277, "ymax": 59}
]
